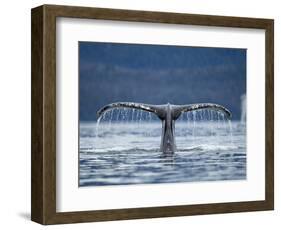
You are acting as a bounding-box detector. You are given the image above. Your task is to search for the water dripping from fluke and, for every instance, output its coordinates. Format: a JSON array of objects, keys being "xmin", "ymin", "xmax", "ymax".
[{"xmin": 95, "ymin": 102, "xmax": 232, "ymax": 154}]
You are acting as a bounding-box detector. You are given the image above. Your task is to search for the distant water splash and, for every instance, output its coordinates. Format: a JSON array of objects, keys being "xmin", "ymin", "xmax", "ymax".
[{"xmin": 241, "ymin": 94, "xmax": 246, "ymax": 124}]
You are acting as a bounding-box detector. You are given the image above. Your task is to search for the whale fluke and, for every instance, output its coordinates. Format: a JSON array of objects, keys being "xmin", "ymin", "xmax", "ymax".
[
  {"xmin": 97, "ymin": 102, "xmax": 167, "ymax": 119},
  {"xmin": 97, "ymin": 102, "xmax": 231, "ymax": 154},
  {"xmin": 172, "ymin": 103, "xmax": 231, "ymax": 120}
]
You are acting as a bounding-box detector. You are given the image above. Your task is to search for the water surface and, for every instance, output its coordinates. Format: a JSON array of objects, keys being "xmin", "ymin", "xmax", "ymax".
[{"xmin": 79, "ymin": 120, "xmax": 246, "ymax": 186}]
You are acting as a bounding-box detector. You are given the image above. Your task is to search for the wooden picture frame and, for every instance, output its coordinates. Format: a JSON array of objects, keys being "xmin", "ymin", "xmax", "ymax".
[{"xmin": 31, "ymin": 4, "xmax": 274, "ymax": 225}]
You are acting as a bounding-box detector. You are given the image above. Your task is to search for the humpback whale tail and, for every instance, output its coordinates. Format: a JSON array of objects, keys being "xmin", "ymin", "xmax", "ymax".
[{"xmin": 97, "ymin": 102, "xmax": 231, "ymax": 154}]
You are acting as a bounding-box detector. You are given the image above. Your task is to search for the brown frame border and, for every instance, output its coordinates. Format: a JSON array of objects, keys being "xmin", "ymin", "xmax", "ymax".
[{"xmin": 31, "ymin": 4, "xmax": 274, "ymax": 225}]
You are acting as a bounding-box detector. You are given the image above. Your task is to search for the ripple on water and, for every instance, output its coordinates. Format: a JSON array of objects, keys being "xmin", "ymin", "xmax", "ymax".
[{"xmin": 79, "ymin": 121, "xmax": 246, "ymax": 186}]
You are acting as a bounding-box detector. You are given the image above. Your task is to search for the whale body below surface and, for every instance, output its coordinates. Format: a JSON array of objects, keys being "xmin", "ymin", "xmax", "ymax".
[{"xmin": 97, "ymin": 102, "xmax": 231, "ymax": 154}]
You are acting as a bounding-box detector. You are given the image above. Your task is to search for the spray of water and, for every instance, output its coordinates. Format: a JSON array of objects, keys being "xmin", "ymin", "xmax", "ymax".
[{"xmin": 95, "ymin": 107, "xmax": 234, "ymax": 150}]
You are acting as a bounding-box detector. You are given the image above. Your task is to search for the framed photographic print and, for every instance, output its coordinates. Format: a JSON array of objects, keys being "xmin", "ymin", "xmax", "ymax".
[{"xmin": 31, "ymin": 4, "xmax": 274, "ymax": 225}]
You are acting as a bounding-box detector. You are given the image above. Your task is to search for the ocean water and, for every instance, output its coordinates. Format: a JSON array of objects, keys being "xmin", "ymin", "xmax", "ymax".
[{"xmin": 79, "ymin": 120, "xmax": 246, "ymax": 186}]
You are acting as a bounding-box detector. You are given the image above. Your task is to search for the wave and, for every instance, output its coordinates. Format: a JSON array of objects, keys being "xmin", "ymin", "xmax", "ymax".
[
  {"xmin": 80, "ymin": 146, "xmax": 159, "ymax": 154},
  {"xmin": 80, "ymin": 144, "xmax": 242, "ymax": 155}
]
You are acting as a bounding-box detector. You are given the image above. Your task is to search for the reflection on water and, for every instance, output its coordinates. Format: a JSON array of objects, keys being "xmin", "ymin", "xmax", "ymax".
[{"xmin": 79, "ymin": 121, "xmax": 246, "ymax": 186}]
